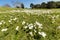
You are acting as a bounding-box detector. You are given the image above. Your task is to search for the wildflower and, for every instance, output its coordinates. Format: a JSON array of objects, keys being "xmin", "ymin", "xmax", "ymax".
[
  {"xmin": 34, "ymin": 29, "xmax": 36, "ymax": 32},
  {"xmin": 16, "ymin": 26, "xmax": 19, "ymax": 31},
  {"xmin": 0, "ymin": 22, "xmax": 2, "ymax": 25},
  {"xmin": 29, "ymin": 26, "xmax": 33, "ymax": 29},
  {"xmin": 29, "ymin": 32, "xmax": 33, "ymax": 36},
  {"xmin": 56, "ymin": 15, "xmax": 59, "ymax": 18},
  {"xmin": 1, "ymin": 28, "xmax": 8, "ymax": 32},
  {"xmin": 28, "ymin": 23, "xmax": 34, "ymax": 29},
  {"xmin": 1, "ymin": 20, "xmax": 6, "ymax": 24},
  {"xmin": 35, "ymin": 21, "xmax": 43, "ymax": 29},
  {"xmin": 24, "ymin": 26, "xmax": 28, "ymax": 29},
  {"xmin": 52, "ymin": 15, "xmax": 55, "ymax": 19},
  {"xmin": 13, "ymin": 17, "xmax": 17, "ymax": 21},
  {"xmin": 35, "ymin": 21, "xmax": 42, "ymax": 26},
  {"xmin": 57, "ymin": 26, "xmax": 60, "ymax": 29},
  {"xmin": 9, "ymin": 20, "xmax": 11, "ymax": 22},
  {"xmin": 38, "ymin": 32, "xmax": 46, "ymax": 38},
  {"xmin": 22, "ymin": 21, "xmax": 25, "ymax": 25}
]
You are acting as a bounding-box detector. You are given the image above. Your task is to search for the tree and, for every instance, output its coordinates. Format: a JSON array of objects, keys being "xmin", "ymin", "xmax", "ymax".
[
  {"xmin": 41, "ymin": 2, "xmax": 47, "ymax": 8},
  {"xmin": 56, "ymin": 2, "xmax": 60, "ymax": 8},
  {"xmin": 47, "ymin": 1, "xmax": 57, "ymax": 8},
  {"xmin": 30, "ymin": 3, "xmax": 34, "ymax": 9},
  {"xmin": 21, "ymin": 3, "xmax": 24, "ymax": 8},
  {"xmin": 34, "ymin": 4, "xmax": 41, "ymax": 9}
]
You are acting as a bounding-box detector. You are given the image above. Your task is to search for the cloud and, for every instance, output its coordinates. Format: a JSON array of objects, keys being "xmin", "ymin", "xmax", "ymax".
[{"xmin": 51, "ymin": 0, "xmax": 60, "ymax": 1}]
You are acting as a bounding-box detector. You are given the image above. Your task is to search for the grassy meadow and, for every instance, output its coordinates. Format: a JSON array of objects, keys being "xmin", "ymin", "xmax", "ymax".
[{"xmin": 0, "ymin": 8, "xmax": 60, "ymax": 40}]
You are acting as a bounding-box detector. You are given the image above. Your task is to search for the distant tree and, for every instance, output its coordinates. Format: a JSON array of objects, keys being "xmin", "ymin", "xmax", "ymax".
[
  {"xmin": 47, "ymin": 1, "xmax": 57, "ymax": 8},
  {"xmin": 34, "ymin": 4, "xmax": 40, "ymax": 9},
  {"xmin": 30, "ymin": 3, "xmax": 34, "ymax": 9},
  {"xmin": 30, "ymin": 1, "xmax": 60, "ymax": 9},
  {"xmin": 41, "ymin": 2, "xmax": 47, "ymax": 8},
  {"xmin": 21, "ymin": 3, "xmax": 24, "ymax": 8},
  {"xmin": 56, "ymin": 2, "xmax": 60, "ymax": 8}
]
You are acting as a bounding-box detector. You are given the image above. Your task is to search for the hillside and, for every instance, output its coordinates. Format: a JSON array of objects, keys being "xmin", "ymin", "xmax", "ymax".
[{"xmin": 0, "ymin": 8, "xmax": 60, "ymax": 40}]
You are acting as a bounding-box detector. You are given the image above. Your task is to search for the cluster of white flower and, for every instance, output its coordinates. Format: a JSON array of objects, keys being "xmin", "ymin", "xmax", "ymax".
[
  {"xmin": 9, "ymin": 19, "xmax": 12, "ymax": 23},
  {"xmin": 0, "ymin": 20, "xmax": 6, "ymax": 25},
  {"xmin": 24, "ymin": 23, "xmax": 34, "ymax": 29},
  {"xmin": 23, "ymin": 21, "xmax": 46, "ymax": 38},
  {"xmin": 24, "ymin": 21, "xmax": 43, "ymax": 29},
  {"xmin": 52, "ymin": 15, "xmax": 59, "ymax": 23},
  {"xmin": 13, "ymin": 17, "xmax": 18, "ymax": 21},
  {"xmin": 1, "ymin": 28, "xmax": 8, "ymax": 32},
  {"xmin": 38, "ymin": 32, "xmax": 46, "ymax": 38},
  {"xmin": 22, "ymin": 21, "xmax": 26, "ymax": 25},
  {"xmin": 28, "ymin": 23, "xmax": 34, "ymax": 29},
  {"xmin": 24, "ymin": 26, "xmax": 28, "ymax": 29},
  {"xmin": 8, "ymin": 19, "xmax": 13, "ymax": 24},
  {"xmin": 8, "ymin": 17, "xmax": 18, "ymax": 24}
]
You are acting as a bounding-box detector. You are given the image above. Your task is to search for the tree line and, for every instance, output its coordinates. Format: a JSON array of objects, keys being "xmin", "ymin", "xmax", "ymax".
[
  {"xmin": 3, "ymin": 1, "xmax": 60, "ymax": 9},
  {"xmin": 30, "ymin": 1, "xmax": 60, "ymax": 9}
]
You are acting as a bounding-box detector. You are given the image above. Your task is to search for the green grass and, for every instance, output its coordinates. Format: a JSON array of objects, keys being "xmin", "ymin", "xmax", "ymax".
[{"xmin": 0, "ymin": 9, "xmax": 60, "ymax": 40}]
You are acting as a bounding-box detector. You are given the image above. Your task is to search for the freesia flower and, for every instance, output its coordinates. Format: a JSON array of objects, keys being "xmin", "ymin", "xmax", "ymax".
[
  {"xmin": 22, "ymin": 21, "xmax": 26, "ymax": 25},
  {"xmin": 16, "ymin": 26, "xmax": 19, "ymax": 31},
  {"xmin": 29, "ymin": 32, "xmax": 33, "ymax": 36},
  {"xmin": 38, "ymin": 32, "xmax": 46, "ymax": 38},
  {"xmin": 1, "ymin": 28, "xmax": 8, "ymax": 32},
  {"xmin": 0, "ymin": 22, "xmax": 2, "ymax": 25}
]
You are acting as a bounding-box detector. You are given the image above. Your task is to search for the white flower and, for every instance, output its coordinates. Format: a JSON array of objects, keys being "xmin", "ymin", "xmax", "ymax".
[
  {"xmin": 29, "ymin": 32, "xmax": 33, "ymax": 36},
  {"xmin": 35, "ymin": 21, "xmax": 43, "ymax": 29},
  {"xmin": 57, "ymin": 26, "xmax": 60, "ymax": 29},
  {"xmin": 29, "ymin": 26, "xmax": 33, "ymax": 29},
  {"xmin": 0, "ymin": 20, "xmax": 6, "ymax": 24},
  {"xmin": 0, "ymin": 22, "xmax": 2, "ymax": 25},
  {"xmin": 34, "ymin": 30, "xmax": 36, "ymax": 32},
  {"xmin": 1, "ymin": 28, "xmax": 8, "ymax": 32},
  {"xmin": 24, "ymin": 26, "xmax": 28, "ymax": 29},
  {"xmin": 52, "ymin": 15, "xmax": 55, "ymax": 19},
  {"xmin": 3, "ymin": 21, "xmax": 6, "ymax": 24},
  {"xmin": 16, "ymin": 26, "xmax": 19, "ymax": 31},
  {"xmin": 22, "ymin": 21, "xmax": 25, "ymax": 25},
  {"xmin": 13, "ymin": 17, "xmax": 17, "ymax": 21},
  {"xmin": 9, "ymin": 20, "xmax": 11, "ymax": 22},
  {"xmin": 36, "ymin": 21, "xmax": 42, "ymax": 26},
  {"xmin": 52, "ymin": 20, "xmax": 55, "ymax": 23},
  {"xmin": 38, "ymin": 26, "xmax": 43, "ymax": 29},
  {"xmin": 38, "ymin": 32, "xmax": 46, "ymax": 38},
  {"xmin": 1, "ymin": 20, "xmax": 4, "ymax": 22},
  {"xmin": 56, "ymin": 15, "xmax": 59, "ymax": 18},
  {"xmin": 28, "ymin": 23, "xmax": 34, "ymax": 29}
]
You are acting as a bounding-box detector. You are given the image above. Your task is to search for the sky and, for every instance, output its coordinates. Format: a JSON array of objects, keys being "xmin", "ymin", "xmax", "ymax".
[{"xmin": 0, "ymin": 0, "xmax": 60, "ymax": 8}]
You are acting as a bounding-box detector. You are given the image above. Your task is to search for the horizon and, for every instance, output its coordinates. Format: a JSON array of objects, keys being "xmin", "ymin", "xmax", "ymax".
[{"xmin": 0, "ymin": 0, "xmax": 60, "ymax": 8}]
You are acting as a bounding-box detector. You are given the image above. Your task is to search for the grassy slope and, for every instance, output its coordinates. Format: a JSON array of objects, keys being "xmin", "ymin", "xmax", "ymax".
[{"xmin": 0, "ymin": 8, "xmax": 60, "ymax": 40}]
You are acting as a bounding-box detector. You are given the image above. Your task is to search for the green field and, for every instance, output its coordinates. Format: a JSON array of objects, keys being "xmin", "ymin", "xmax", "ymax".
[{"xmin": 0, "ymin": 8, "xmax": 60, "ymax": 40}]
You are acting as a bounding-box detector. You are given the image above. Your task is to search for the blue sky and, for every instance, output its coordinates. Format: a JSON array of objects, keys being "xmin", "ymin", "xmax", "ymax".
[{"xmin": 0, "ymin": 0, "xmax": 60, "ymax": 8}]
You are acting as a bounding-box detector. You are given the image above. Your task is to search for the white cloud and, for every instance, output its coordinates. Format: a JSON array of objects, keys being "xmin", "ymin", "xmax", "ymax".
[{"xmin": 51, "ymin": 0, "xmax": 60, "ymax": 1}]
